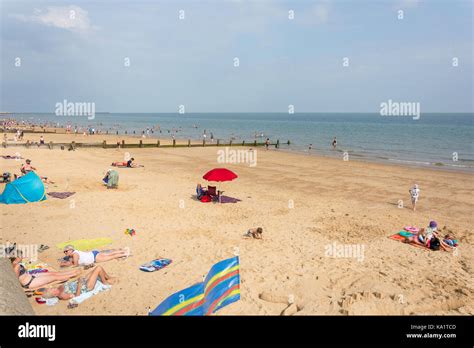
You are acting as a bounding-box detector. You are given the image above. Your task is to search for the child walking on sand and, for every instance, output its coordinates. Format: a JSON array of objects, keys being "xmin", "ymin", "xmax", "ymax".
[{"xmin": 409, "ymin": 184, "xmax": 420, "ymax": 211}]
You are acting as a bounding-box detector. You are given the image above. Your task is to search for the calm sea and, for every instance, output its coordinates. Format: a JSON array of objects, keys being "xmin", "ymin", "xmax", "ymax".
[{"xmin": 4, "ymin": 113, "xmax": 474, "ymax": 172}]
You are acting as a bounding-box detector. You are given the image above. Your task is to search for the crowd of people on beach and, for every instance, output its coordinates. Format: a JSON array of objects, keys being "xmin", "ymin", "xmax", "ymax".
[
  {"xmin": 7, "ymin": 244, "xmax": 122, "ymax": 309},
  {"xmin": 3, "ymin": 117, "xmax": 281, "ymax": 145},
  {"xmin": 1, "ymin": 118, "xmax": 461, "ymax": 314}
]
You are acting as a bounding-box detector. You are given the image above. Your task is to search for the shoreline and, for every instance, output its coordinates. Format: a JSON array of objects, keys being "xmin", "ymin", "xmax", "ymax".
[{"xmin": 3, "ymin": 130, "xmax": 473, "ymax": 174}]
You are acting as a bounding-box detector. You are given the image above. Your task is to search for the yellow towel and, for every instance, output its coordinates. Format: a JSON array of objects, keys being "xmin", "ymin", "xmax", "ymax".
[{"xmin": 56, "ymin": 238, "xmax": 113, "ymax": 251}]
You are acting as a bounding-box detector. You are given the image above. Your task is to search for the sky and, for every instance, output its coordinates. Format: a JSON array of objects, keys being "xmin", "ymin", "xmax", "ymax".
[{"xmin": 1, "ymin": 0, "xmax": 472, "ymax": 113}]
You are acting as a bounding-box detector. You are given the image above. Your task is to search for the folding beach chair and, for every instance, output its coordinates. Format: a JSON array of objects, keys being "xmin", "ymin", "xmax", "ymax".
[{"xmin": 207, "ymin": 186, "xmax": 222, "ymax": 202}]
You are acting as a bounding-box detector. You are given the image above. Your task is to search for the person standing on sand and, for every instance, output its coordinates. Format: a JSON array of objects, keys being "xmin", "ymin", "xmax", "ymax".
[
  {"xmin": 332, "ymin": 137, "xmax": 337, "ymax": 149},
  {"xmin": 308, "ymin": 144, "xmax": 313, "ymax": 153},
  {"xmin": 409, "ymin": 184, "xmax": 420, "ymax": 211},
  {"xmin": 265, "ymin": 138, "xmax": 270, "ymax": 150}
]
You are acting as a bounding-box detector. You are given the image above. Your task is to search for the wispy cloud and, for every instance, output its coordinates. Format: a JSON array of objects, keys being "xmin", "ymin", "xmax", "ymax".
[{"xmin": 10, "ymin": 5, "xmax": 98, "ymax": 34}]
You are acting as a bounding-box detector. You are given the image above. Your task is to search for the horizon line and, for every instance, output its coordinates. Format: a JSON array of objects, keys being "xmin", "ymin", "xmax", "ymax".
[{"xmin": 2, "ymin": 111, "xmax": 473, "ymax": 115}]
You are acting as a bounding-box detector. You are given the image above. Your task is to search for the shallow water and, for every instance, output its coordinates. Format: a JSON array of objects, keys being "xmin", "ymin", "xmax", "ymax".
[{"xmin": 5, "ymin": 112, "xmax": 474, "ymax": 172}]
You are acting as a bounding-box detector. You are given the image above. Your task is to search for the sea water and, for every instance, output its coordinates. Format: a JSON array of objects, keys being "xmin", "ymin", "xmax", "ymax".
[{"xmin": 4, "ymin": 113, "xmax": 474, "ymax": 171}]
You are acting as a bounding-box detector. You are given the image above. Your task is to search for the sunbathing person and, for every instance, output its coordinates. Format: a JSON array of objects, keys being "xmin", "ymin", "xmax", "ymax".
[
  {"xmin": 404, "ymin": 227, "xmax": 435, "ymax": 248},
  {"xmin": 435, "ymin": 232, "xmax": 458, "ymax": 252},
  {"xmin": 244, "ymin": 227, "xmax": 263, "ymax": 239},
  {"xmin": 60, "ymin": 245, "xmax": 129, "ymax": 266},
  {"xmin": 404, "ymin": 221, "xmax": 437, "ymax": 246},
  {"xmin": 10, "ymin": 251, "xmax": 80, "ymax": 290},
  {"xmin": 20, "ymin": 159, "xmax": 36, "ymax": 175},
  {"xmin": 18, "ymin": 159, "xmax": 54, "ymax": 183},
  {"xmin": 40, "ymin": 265, "xmax": 117, "ymax": 301},
  {"xmin": 404, "ymin": 222, "xmax": 443, "ymax": 250},
  {"xmin": 111, "ymin": 158, "xmax": 143, "ymax": 168}
]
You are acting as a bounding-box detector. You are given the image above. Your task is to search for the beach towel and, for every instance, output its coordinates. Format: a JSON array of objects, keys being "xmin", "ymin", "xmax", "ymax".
[
  {"xmin": 47, "ymin": 192, "xmax": 76, "ymax": 199},
  {"xmin": 107, "ymin": 170, "xmax": 119, "ymax": 188},
  {"xmin": 140, "ymin": 258, "xmax": 172, "ymax": 272},
  {"xmin": 56, "ymin": 238, "xmax": 113, "ymax": 251},
  {"xmin": 388, "ymin": 231, "xmax": 431, "ymax": 251},
  {"xmin": 150, "ymin": 256, "xmax": 240, "ymax": 316},
  {"xmin": 219, "ymin": 195, "xmax": 242, "ymax": 204},
  {"xmin": 36, "ymin": 297, "xmax": 59, "ymax": 306},
  {"xmin": 25, "ymin": 262, "xmax": 51, "ymax": 272},
  {"xmin": 69, "ymin": 280, "xmax": 111, "ymax": 305},
  {"xmin": 112, "ymin": 162, "xmax": 128, "ymax": 167}
]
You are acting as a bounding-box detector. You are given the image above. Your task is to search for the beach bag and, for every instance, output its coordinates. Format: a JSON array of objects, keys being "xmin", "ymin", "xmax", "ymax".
[
  {"xmin": 429, "ymin": 237, "xmax": 440, "ymax": 250},
  {"xmin": 201, "ymin": 194, "xmax": 211, "ymax": 203}
]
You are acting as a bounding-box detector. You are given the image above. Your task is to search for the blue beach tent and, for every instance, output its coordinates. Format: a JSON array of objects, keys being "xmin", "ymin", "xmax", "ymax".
[{"xmin": 0, "ymin": 172, "xmax": 47, "ymax": 204}]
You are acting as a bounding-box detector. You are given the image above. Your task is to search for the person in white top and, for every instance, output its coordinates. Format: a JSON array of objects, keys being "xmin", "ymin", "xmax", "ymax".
[
  {"xmin": 409, "ymin": 184, "xmax": 420, "ymax": 211},
  {"xmin": 60, "ymin": 245, "xmax": 129, "ymax": 266}
]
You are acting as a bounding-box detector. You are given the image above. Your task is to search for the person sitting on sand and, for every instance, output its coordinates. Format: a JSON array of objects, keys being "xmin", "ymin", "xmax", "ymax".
[
  {"xmin": 196, "ymin": 183, "xmax": 206, "ymax": 199},
  {"xmin": 20, "ymin": 159, "xmax": 36, "ymax": 175},
  {"xmin": 18, "ymin": 159, "xmax": 53, "ymax": 183},
  {"xmin": 60, "ymin": 245, "xmax": 129, "ymax": 266},
  {"xmin": 103, "ymin": 169, "xmax": 119, "ymax": 189},
  {"xmin": 40, "ymin": 265, "xmax": 116, "ymax": 302},
  {"xmin": 9, "ymin": 250, "xmax": 80, "ymax": 290},
  {"xmin": 244, "ymin": 227, "xmax": 263, "ymax": 239},
  {"xmin": 103, "ymin": 169, "xmax": 112, "ymax": 185},
  {"xmin": 1, "ymin": 172, "xmax": 11, "ymax": 183},
  {"xmin": 404, "ymin": 221, "xmax": 440, "ymax": 249}
]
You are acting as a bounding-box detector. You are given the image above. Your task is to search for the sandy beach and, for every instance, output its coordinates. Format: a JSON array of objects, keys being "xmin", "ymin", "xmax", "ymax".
[{"xmin": 1, "ymin": 132, "xmax": 473, "ymax": 315}]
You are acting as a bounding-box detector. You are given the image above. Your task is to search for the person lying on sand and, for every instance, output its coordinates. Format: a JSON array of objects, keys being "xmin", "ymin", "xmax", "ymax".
[
  {"xmin": 9, "ymin": 250, "xmax": 80, "ymax": 290},
  {"xmin": 40, "ymin": 265, "xmax": 117, "ymax": 301},
  {"xmin": 435, "ymin": 232, "xmax": 458, "ymax": 251},
  {"xmin": 244, "ymin": 227, "xmax": 263, "ymax": 239},
  {"xmin": 111, "ymin": 158, "xmax": 144, "ymax": 168},
  {"xmin": 60, "ymin": 245, "xmax": 129, "ymax": 266}
]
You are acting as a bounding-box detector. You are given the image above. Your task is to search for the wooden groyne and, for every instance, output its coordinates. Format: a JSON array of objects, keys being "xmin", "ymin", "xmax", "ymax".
[{"xmin": 2, "ymin": 139, "xmax": 290, "ymax": 150}]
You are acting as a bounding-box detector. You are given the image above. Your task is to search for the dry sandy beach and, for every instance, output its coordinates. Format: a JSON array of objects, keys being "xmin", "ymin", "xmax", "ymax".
[{"xmin": 1, "ymin": 132, "xmax": 473, "ymax": 315}]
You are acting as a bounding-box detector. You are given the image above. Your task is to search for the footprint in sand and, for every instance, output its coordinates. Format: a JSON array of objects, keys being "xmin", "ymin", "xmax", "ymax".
[
  {"xmin": 333, "ymin": 291, "xmax": 405, "ymax": 315},
  {"xmin": 258, "ymin": 291, "xmax": 305, "ymax": 316}
]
